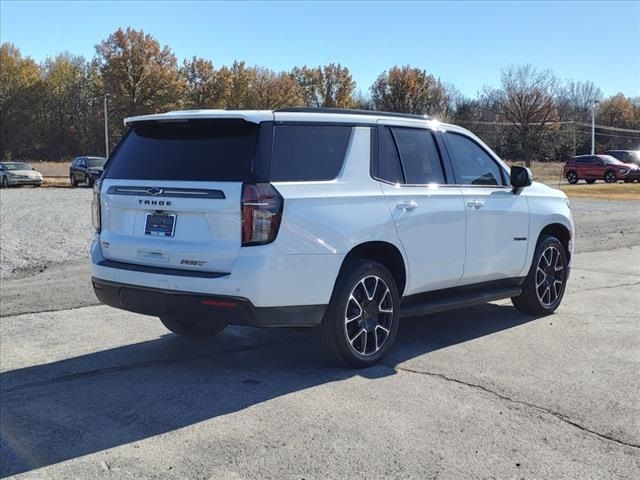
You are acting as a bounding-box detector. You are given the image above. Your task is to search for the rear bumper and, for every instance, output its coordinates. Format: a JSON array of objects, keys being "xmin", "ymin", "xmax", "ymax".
[
  {"xmin": 92, "ymin": 277, "xmax": 325, "ymax": 327},
  {"xmin": 91, "ymin": 237, "xmax": 344, "ymax": 308}
]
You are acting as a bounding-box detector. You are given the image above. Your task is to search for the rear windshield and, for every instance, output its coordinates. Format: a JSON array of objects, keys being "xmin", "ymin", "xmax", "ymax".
[
  {"xmin": 105, "ymin": 120, "xmax": 259, "ymax": 181},
  {"xmin": 87, "ymin": 157, "xmax": 106, "ymax": 168}
]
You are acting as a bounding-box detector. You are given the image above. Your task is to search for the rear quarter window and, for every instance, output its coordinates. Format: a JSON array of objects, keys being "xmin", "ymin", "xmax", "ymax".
[{"xmin": 270, "ymin": 125, "xmax": 352, "ymax": 181}]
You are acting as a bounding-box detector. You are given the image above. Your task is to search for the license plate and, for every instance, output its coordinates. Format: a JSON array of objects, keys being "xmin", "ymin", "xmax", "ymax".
[{"xmin": 145, "ymin": 213, "xmax": 176, "ymax": 237}]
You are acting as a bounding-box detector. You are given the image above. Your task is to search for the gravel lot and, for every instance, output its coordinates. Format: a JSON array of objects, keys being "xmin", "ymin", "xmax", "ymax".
[
  {"xmin": 0, "ymin": 187, "xmax": 639, "ymax": 479},
  {"xmin": 0, "ymin": 188, "xmax": 94, "ymax": 279}
]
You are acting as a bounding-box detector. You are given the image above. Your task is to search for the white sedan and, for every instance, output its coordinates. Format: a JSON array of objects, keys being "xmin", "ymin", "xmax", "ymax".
[{"xmin": 0, "ymin": 162, "xmax": 44, "ymax": 188}]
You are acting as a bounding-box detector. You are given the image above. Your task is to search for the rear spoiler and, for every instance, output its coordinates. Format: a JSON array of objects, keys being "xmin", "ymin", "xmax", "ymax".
[{"xmin": 124, "ymin": 110, "xmax": 274, "ymax": 126}]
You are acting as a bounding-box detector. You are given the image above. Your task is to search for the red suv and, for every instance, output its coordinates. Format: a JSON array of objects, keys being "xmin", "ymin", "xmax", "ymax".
[{"xmin": 563, "ymin": 154, "xmax": 640, "ymax": 184}]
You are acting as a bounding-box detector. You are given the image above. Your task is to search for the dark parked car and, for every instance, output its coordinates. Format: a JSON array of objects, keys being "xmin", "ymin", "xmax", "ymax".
[
  {"xmin": 563, "ymin": 154, "xmax": 640, "ymax": 184},
  {"xmin": 604, "ymin": 150, "xmax": 640, "ymax": 178},
  {"xmin": 70, "ymin": 156, "xmax": 107, "ymax": 187}
]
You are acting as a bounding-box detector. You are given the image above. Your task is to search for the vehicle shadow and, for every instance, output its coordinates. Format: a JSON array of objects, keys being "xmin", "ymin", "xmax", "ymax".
[{"xmin": 0, "ymin": 302, "xmax": 537, "ymax": 477}]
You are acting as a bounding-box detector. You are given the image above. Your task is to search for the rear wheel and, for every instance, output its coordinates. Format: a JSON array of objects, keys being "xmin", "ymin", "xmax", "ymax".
[
  {"xmin": 586, "ymin": 179, "xmax": 596, "ymax": 184},
  {"xmin": 512, "ymin": 236, "xmax": 568, "ymax": 316},
  {"xmin": 159, "ymin": 316, "xmax": 227, "ymax": 339},
  {"xmin": 604, "ymin": 170, "xmax": 617, "ymax": 183},
  {"xmin": 318, "ymin": 259, "xmax": 400, "ymax": 368},
  {"xmin": 566, "ymin": 171, "xmax": 578, "ymax": 184}
]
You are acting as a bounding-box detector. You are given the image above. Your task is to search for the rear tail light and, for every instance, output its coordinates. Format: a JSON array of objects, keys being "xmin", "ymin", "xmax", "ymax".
[
  {"xmin": 241, "ymin": 183, "xmax": 283, "ymax": 246},
  {"xmin": 91, "ymin": 179, "xmax": 102, "ymax": 233}
]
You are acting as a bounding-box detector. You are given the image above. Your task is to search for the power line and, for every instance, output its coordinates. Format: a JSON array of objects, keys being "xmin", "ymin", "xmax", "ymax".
[
  {"xmin": 575, "ymin": 122, "xmax": 640, "ymax": 134},
  {"xmin": 574, "ymin": 130, "xmax": 640, "ymax": 140},
  {"xmin": 457, "ymin": 119, "xmax": 640, "ymax": 134}
]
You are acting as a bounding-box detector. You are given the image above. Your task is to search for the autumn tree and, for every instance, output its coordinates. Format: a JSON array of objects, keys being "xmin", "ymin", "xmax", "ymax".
[
  {"xmin": 557, "ymin": 80, "xmax": 602, "ymax": 122},
  {"xmin": 597, "ymin": 93, "xmax": 636, "ymax": 128},
  {"xmin": 181, "ymin": 57, "xmax": 230, "ymax": 109},
  {"xmin": 249, "ymin": 68, "xmax": 303, "ymax": 109},
  {"xmin": 38, "ymin": 53, "xmax": 105, "ymax": 159},
  {"xmin": 95, "ymin": 28, "xmax": 183, "ymax": 142},
  {"xmin": 370, "ymin": 66, "xmax": 450, "ymax": 117},
  {"xmin": 494, "ymin": 65, "xmax": 560, "ymax": 165},
  {"xmin": 0, "ymin": 43, "xmax": 42, "ymax": 160},
  {"xmin": 292, "ymin": 64, "xmax": 355, "ymax": 108}
]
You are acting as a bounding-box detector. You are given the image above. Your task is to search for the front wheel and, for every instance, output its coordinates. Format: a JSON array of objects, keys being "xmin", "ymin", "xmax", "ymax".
[
  {"xmin": 317, "ymin": 259, "xmax": 400, "ymax": 368},
  {"xmin": 1, "ymin": 176, "xmax": 8, "ymax": 188},
  {"xmin": 159, "ymin": 316, "xmax": 227, "ymax": 339},
  {"xmin": 604, "ymin": 171, "xmax": 617, "ymax": 183},
  {"xmin": 512, "ymin": 236, "xmax": 568, "ymax": 316},
  {"xmin": 70, "ymin": 174, "xmax": 77, "ymax": 187},
  {"xmin": 566, "ymin": 171, "xmax": 578, "ymax": 184}
]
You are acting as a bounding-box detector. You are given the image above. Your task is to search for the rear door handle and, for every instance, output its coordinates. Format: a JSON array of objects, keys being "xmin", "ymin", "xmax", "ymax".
[
  {"xmin": 396, "ymin": 201, "xmax": 418, "ymax": 212},
  {"xmin": 466, "ymin": 200, "xmax": 485, "ymax": 209}
]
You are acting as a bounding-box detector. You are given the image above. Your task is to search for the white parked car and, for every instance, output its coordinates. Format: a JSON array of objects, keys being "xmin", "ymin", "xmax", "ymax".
[
  {"xmin": 91, "ymin": 108, "xmax": 574, "ymax": 367},
  {"xmin": 0, "ymin": 162, "xmax": 44, "ymax": 187}
]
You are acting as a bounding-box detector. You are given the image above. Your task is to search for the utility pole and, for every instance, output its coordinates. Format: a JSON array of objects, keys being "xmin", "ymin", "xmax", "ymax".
[
  {"xmin": 591, "ymin": 100, "xmax": 599, "ymax": 155},
  {"xmin": 104, "ymin": 95, "xmax": 109, "ymax": 158}
]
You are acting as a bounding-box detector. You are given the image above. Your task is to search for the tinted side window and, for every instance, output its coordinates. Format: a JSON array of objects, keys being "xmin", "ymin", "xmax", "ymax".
[
  {"xmin": 270, "ymin": 125, "xmax": 352, "ymax": 181},
  {"xmin": 392, "ymin": 128, "xmax": 444, "ymax": 184},
  {"xmin": 376, "ymin": 127, "xmax": 404, "ymax": 184},
  {"xmin": 105, "ymin": 120, "xmax": 259, "ymax": 181},
  {"xmin": 445, "ymin": 133, "xmax": 504, "ymax": 186}
]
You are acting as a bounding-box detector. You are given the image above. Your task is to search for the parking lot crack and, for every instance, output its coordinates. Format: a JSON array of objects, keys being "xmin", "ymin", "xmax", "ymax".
[
  {"xmin": 1, "ymin": 341, "xmax": 289, "ymax": 396},
  {"xmin": 578, "ymin": 280, "xmax": 640, "ymax": 293},
  {"xmin": 388, "ymin": 364, "xmax": 640, "ymax": 450}
]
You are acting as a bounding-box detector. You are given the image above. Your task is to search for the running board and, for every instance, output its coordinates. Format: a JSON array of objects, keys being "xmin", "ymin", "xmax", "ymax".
[{"xmin": 400, "ymin": 283, "xmax": 523, "ymax": 319}]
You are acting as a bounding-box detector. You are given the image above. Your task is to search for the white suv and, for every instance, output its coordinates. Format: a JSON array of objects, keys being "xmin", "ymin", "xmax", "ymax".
[{"xmin": 91, "ymin": 108, "xmax": 574, "ymax": 367}]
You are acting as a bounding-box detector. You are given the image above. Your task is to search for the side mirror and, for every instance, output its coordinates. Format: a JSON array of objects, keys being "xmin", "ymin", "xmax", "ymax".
[{"xmin": 510, "ymin": 166, "xmax": 533, "ymax": 190}]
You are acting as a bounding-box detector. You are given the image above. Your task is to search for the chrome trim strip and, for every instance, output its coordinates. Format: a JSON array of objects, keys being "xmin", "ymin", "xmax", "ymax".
[{"xmin": 106, "ymin": 186, "xmax": 225, "ymax": 199}]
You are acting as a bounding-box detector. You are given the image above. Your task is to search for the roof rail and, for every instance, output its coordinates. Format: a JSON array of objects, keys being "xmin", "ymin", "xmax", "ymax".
[{"xmin": 275, "ymin": 107, "xmax": 432, "ymax": 121}]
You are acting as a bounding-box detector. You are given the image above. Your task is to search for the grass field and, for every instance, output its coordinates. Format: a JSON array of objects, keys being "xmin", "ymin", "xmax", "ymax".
[
  {"xmin": 557, "ymin": 183, "xmax": 640, "ymax": 201},
  {"xmin": 508, "ymin": 160, "xmax": 564, "ymax": 184},
  {"xmin": 32, "ymin": 161, "xmax": 70, "ymax": 177}
]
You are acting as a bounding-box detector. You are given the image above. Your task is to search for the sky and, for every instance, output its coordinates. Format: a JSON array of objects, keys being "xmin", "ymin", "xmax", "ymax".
[{"xmin": 1, "ymin": 0, "xmax": 639, "ymax": 98}]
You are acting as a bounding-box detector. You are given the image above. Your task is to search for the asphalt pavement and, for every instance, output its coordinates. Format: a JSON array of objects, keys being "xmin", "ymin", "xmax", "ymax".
[{"xmin": 1, "ymin": 196, "xmax": 639, "ymax": 479}]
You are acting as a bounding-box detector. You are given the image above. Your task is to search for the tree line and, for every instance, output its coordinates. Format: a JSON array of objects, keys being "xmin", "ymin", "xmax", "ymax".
[{"xmin": 1, "ymin": 27, "xmax": 639, "ymax": 163}]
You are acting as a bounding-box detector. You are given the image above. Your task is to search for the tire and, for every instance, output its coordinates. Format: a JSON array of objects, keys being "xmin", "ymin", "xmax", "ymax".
[
  {"xmin": 585, "ymin": 179, "xmax": 596, "ymax": 184},
  {"xmin": 70, "ymin": 174, "xmax": 77, "ymax": 187},
  {"xmin": 1, "ymin": 176, "xmax": 8, "ymax": 188},
  {"xmin": 87, "ymin": 177, "xmax": 94, "ymax": 188},
  {"xmin": 604, "ymin": 170, "xmax": 617, "ymax": 183},
  {"xmin": 159, "ymin": 316, "xmax": 227, "ymax": 339},
  {"xmin": 566, "ymin": 171, "xmax": 578, "ymax": 184},
  {"xmin": 512, "ymin": 236, "xmax": 568, "ymax": 316},
  {"xmin": 317, "ymin": 259, "xmax": 400, "ymax": 368}
]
